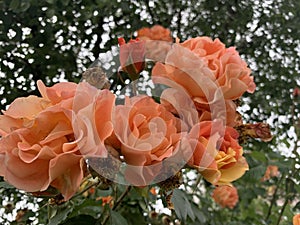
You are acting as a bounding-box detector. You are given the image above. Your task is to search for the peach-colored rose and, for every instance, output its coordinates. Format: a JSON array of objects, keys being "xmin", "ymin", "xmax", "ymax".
[
  {"xmin": 137, "ymin": 25, "xmax": 173, "ymax": 62},
  {"xmin": 137, "ymin": 25, "xmax": 173, "ymax": 42},
  {"xmin": 181, "ymin": 122, "xmax": 247, "ymax": 185},
  {"xmin": 112, "ymin": 95, "xmax": 184, "ymax": 185},
  {"xmin": 0, "ymin": 111, "xmax": 84, "ymax": 200},
  {"xmin": 181, "ymin": 120, "xmax": 222, "ymax": 183},
  {"xmin": 0, "ymin": 80, "xmax": 77, "ymax": 136},
  {"xmin": 293, "ymin": 214, "xmax": 300, "ymax": 225},
  {"xmin": 72, "ymin": 82, "xmax": 115, "ymax": 157},
  {"xmin": 181, "ymin": 37, "xmax": 256, "ymax": 98},
  {"xmin": 212, "ymin": 185, "xmax": 239, "ymax": 209},
  {"xmin": 152, "ymin": 44, "xmax": 240, "ymax": 126},
  {"xmin": 261, "ymin": 165, "xmax": 279, "ymax": 181},
  {"xmin": 159, "ymin": 88, "xmax": 248, "ymax": 184},
  {"xmin": 213, "ymin": 127, "xmax": 249, "ymax": 185},
  {"xmin": 0, "ymin": 81, "xmax": 86, "ymax": 200},
  {"xmin": 152, "ymin": 38, "xmax": 255, "ymax": 126}
]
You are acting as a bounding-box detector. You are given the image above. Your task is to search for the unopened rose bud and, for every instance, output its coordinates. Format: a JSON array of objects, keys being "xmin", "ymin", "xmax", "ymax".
[
  {"xmin": 293, "ymin": 87, "xmax": 300, "ymax": 97},
  {"xmin": 118, "ymin": 37, "xmax": 146, "ymax": 81}
]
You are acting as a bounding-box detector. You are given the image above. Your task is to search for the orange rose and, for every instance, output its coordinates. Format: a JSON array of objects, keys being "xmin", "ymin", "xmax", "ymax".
[
  {"xmin": 152, "ymin": 44, "xmax": 238, "ymax": 126},
  {"xmin": 0, "ymin": 81, "xmax": 85, "ymax": 200},
  {"xmin": 181, "ymin": 37, "xmax": 256, "ymax": 98},
  {"xmin": 261, "ymin": 165, "xmax": 279, "ymax": 181},
  {"xmin": 212, "ymin": 185, "xmax": 239, "ymax": 209},
  {"xmin": 137, "ymin": 25, "xmax": 173, "ymax": 42},
  {"xmin": 213, "ymin": 127, "xmax": 248, "ymax": 185},
  {"xmin": 181, "ymin": 120, "xmax": 222, "ymax": 184},
  {"xmin": 160, "ymin": 88, "xmax": 248, "ymax": 184},
  {"xmin": 118, "ymin": 37, "xmax": 146, "ymax": 80},
  {"xmin": 152, "ymin": 37, "xmax": 255, "ymax": 126},
  {"xmin": 112, "ymin": 95, "xmax": 184, "ymax": 185},
  {"xmin": 72, "ymin": 82, "xmax": 115, "ymax": 157},
  {"xmin": 293, "ymin": 214, "xmax": 300, "ymax": 225},
  {"xmin": 137, "ymin": 25, "xmax": 173, "ymax": 62},
  {"xmin": 181, "ymin": 123, "xmax": 247, "ymax": 185}
]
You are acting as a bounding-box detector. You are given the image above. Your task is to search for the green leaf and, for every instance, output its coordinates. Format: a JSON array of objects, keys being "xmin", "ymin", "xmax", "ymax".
[
  {"xmin": 134, "ymin": 186, "xmax": 149, "ymax": 198},
  {"xmin": 62, "ymin": 0, "xmax": 70, "ymax": 6},
  {"xmin": 171, "ymin": 189, "xmax": 195, "ymax": 222},
  {"xmin": 251, "ymin": 151, "xmax": 268, "ymax": 163},
  {"xmin": 61, "ymin": 215, "xmax": 97, "ymax": 225},
  {"xmin": 69, "ymin": 198, "xmax": 103, "ymax": 218},
  {"xmin": 47, "ymin": 204, "xmax": 74, "ymax": 225},
  {"xmin": 110, "ymin": 210, "xmax": 128, "ymax": 225},
  {"xmin": 242, "ymin": 164, "xmax": 266, "ymax": 182},
  {"xmin": 191, "ymin": 204, "xmax": 206, "ymax": 224},
  {"xmin": 9, "ymin": 0, "xmax": 19, "ymax": 11},
  {"xmin": 294, "ymin": 201, "xmax": 300, "ymax": 210},
  {"xmin": 0, "ymin": 181, "xmax": 15, "ymax": 189},
  {"xmin": 20, "ymin": 1, "xmax": 31, "ymax": 12},
  {"xmin": 46, "ymin": 0, "xmax": 56, "ymax": 4}
]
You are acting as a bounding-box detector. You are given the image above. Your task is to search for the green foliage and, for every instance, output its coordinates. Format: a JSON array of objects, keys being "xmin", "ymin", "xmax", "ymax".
[{"xmin": 171, "ymin": 189, "xmax": 195, "ymax": 222}]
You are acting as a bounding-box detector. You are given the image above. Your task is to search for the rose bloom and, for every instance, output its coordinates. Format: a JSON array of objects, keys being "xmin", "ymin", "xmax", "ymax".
[
  {"xmin": 180, "ymin": 37, "xmax": 256, "ymax": 98},
  {"xmin": 0, "ymin": 81, "xmax": 87, "ymax": 200},
  {"xmin": 118, "ymin": 37, "xmax": 145, "ymax": 80},
  {"xmin": 181, "ymin": 120, "xmax": 222, "ymax": 184},
  {"xmin": 111, "ymin": 95, "xmax": 184, "ymax": 186},
  {"xmin": 181, "ymin": 121, "xmax": 248, "ymax": 185},
  {"xmin": 72, "ymin": 82, "xmax": 115, "ymax": 157},
  {"xmin": 293, "ymin": 214, "xmax": 300, "ymax": 225},
  {"xmin": 213, "ymin": 127, "xmax": 248, "ymax": 185},
  {"xmin": 261, "ymin": 165, "xmax": 279, "ymax": 181},
  {"xmin": 212, "ymin": 185, "xmax": 239, "ymax": 209},
  {"xmin": 137, "ymin": 25, "xmax": 173, "ymax": 63},
  {"xmin": 152, "ymin": 37, "xmax": 255, "ymax": 126},
  {"xmin": 160, "ymin": 88, "xmax": 248, "ymax": 185},
  {"xmin": 137, "ymin": 25, "xmax": 173, "ymax": 42}
]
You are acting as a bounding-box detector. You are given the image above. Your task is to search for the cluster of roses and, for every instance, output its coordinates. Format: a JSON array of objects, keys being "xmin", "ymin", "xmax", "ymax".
[{"xmin": 0, "ymin": 25, "xmax": 271, "ymax": 206}]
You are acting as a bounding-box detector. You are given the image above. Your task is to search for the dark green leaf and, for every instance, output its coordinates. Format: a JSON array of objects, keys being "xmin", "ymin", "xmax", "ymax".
[
  {"xmin": 20, "ymin": 1, "xmax": 31, "ymax": 12},
  {"xmin": 110, "ymin": 210, "xmax": 128, "ymax": 225},
  {"xmin": 0, "ymin": 181, "xmax": 15, "ymax": 189},
  {"xmin": 9, "ymin": 0, "xmax": 19, "ymax": 11},
  {"xmin": 47, "ymin": 204, "xmax": 74, "ymax": 225},
  {"xmin": 171, "ymin": 189, "xmax": 195, "ymax": 222},
  {"xmin": 251, "ymin": 151, "xmax": 268, "ymax": 163},
  {"xmin": 61, "ymin": 215, "xmax": 97, "ymax": 225}
]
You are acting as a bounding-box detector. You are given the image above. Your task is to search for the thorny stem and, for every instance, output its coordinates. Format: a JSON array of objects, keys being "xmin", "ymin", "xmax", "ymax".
[
  {"xmin": 131, "ymin": 79, "xmax": 138, "ymax": 96},
  {"xmin": 70, "ymin": 179, "xmax": 100, "ymax": 201},
  {"xmin": 274, "ymin": 95, "xmax": 299, "ymax": 224},
  {"xmin": 266, "ymin": 95, "xmax": 299, "ymax": 224},
  {"xmin": 275, "ymin": 197, "xmax": 289, "ymax": 225},
  {"xmin": 265, "ymin": 174, "xmax": 284, "ymax": 222},
  {"xmin": 101, "ymin": 185, "xmax": 132, "ymax": 225}
]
